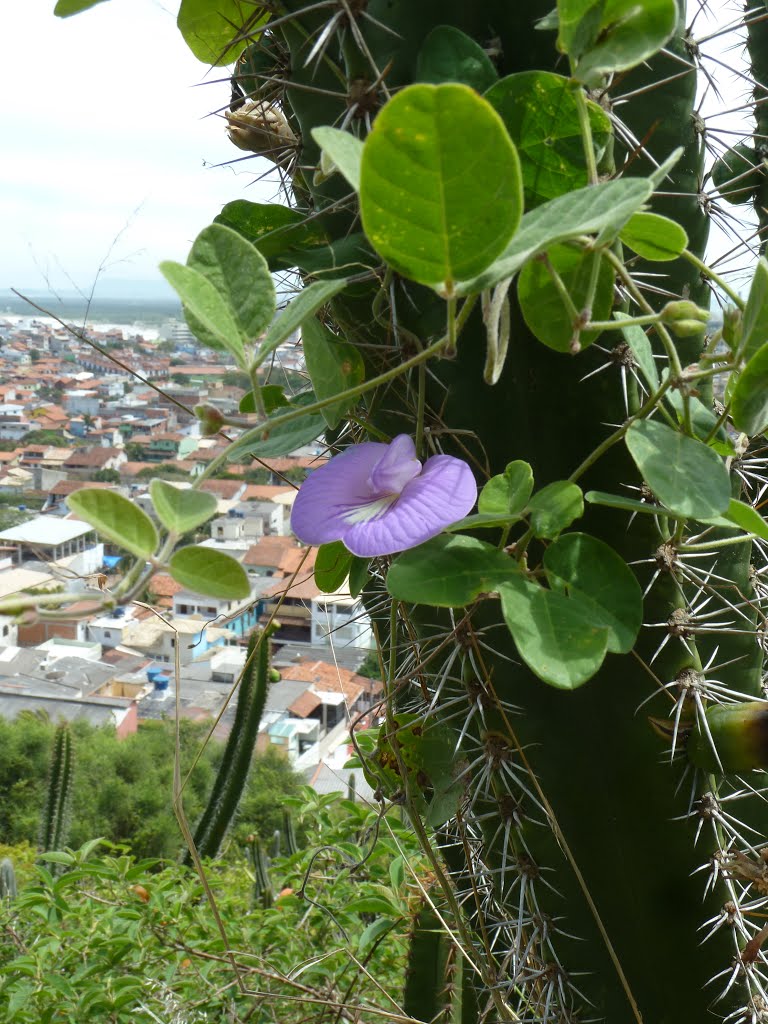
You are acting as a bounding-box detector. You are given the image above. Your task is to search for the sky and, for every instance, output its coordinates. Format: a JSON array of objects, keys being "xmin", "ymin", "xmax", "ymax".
[
  {"xmin": 1, "ymin": 0, "xmax": 279, "ymax": 297},
  {"xmin": 0, "ymin": 2, "xmax": 756, "ymax": 301}
]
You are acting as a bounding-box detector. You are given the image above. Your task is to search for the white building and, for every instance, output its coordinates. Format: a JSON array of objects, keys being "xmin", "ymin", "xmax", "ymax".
[{"xmin": 0, "ymin": 517, "xmax": 104, "ymax": 582}]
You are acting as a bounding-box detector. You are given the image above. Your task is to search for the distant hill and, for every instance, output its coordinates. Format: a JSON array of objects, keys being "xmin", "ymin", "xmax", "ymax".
[{"xmin": 1, "ymin": 283, "xmax": 181, "ymax": 325}]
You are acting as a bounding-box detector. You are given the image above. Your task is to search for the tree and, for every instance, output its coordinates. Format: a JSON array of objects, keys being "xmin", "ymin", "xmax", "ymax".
[
  {"xmin": 19, "ymin": 430, "xmax": 68, "ymax": 447},
  {"xmin": 90, "ymin": 468, "xmax": 120, "ymax": 484}
]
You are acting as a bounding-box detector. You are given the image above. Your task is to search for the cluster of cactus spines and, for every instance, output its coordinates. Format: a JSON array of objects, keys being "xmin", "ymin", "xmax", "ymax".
[
  {"xmin": 184, "ymin": 1, "xmax": 768, "ymax": 1019},
  {"xmin": 0, "ymin": 858, "xmax": 17, "ymax": 902},
  {"xmin": 39, "ymin": 722, "xmax": 74, "ymax": 856},
  {"xmin": 245, "ymin": 834, "xmax": 274, "ymax": 909},
  {"xmin": 185, "ymin": 624, "xmax": 276, "ymax": 864}
]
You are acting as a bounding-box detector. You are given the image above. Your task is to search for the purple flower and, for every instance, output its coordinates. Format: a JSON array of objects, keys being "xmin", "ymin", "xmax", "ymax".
[{"xmin": 291, "ymin": 434, "xmax": 477, "ymax": 557}]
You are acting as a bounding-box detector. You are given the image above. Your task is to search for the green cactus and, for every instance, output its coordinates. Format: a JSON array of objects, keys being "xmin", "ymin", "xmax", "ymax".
[
  {"xmin": 185, "ymin": 626, "xmax": 275, "ymax": 863},
  {"xmin": 39, "ymin": 722, "xmax": 74, "ymax": 856},
  {"xmin": 282, "ymin": 808, "xmax": 298, "ymax": 858},
  {"xmin": 0, "ymin": 858, "xmax": 17, "ymax": 902},
  {"xmin": 140, "ymin": 0, "xmax": 768, "ymax": 1019},
  {"xmin": 245, "ymin": 834, "xmax": 274, "ymax": 909}
]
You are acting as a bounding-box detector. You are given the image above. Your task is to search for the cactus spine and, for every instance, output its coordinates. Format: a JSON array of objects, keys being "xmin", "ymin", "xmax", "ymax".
[
  {"xmin": 185, "ymin": 626, "xmax": 275, "ymax": 863},
  {"xmin": 39, "ymin": 722, "xmax": 74, "ymax": 855}
]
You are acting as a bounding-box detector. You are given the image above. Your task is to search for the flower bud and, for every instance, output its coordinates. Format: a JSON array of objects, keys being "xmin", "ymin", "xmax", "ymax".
[
  {"xmin": 194, "ymin": 404, "xmax": 225, "ymax": 437},
  {"xmin": 660, "ymin": 300, "xmax": 710, "ymax": 338},
  {"xmin": 722, "ymin": 306, "xmax": 742, "ymax": 355}
]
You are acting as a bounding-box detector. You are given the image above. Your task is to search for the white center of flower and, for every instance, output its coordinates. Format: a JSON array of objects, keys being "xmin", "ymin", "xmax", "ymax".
[{"xmin": 341, "ymin": 493, "xmax": 399, "ymax": 524}]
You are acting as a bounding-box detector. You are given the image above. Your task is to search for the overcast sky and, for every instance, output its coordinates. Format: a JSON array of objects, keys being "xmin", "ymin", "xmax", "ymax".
[
  {"xmin": 1, "ymin": 0, "xmax": 278, "ymax": 296},
  {"xmin": 0, "ymin": 2, "xmax": 756, "ymax": 301}
]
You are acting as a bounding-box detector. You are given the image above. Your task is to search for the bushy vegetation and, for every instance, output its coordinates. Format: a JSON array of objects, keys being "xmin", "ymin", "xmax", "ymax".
[{"xmin": 0, "ymin": 715, "xmax": 303, "ymax": 860}]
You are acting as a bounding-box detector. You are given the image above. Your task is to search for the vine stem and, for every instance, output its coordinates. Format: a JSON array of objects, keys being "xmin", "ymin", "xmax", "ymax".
[
  {"xmin": 681, "ymin": 249, "xmax": 744, "ymax": 308},
  {"xmin": 572, "ymin": 80, "xmax": 598, "ymax": 185}
]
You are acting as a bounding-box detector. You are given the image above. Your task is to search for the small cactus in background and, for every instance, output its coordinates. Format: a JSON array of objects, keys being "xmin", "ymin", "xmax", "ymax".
[
  {"xmin": 270, "ymin": 828, "xmax": 281, "ymax": 860},
  {"xmin": 282, "ymin": 809, "xmax": 298, "ymax": 858},
  {"xmin": 39, "ymin": 722, "xmax": 74, "ymax": 856},
  {"xmin": 0, "ymin": 858, "xmax": 17, "ymax": 902},
  {"xmin": 245, "ymin": 834, "xmax": 274, "ymax": 909},
  {"xmin": 185, "ymin": 625, "xmax": 276, "ymax": 863}
]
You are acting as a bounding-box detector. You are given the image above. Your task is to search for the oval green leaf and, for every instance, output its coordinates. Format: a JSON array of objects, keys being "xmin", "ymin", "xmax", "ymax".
[
  {"xmin": 159, "ymin": 261, "xmax": 245, "ymax": 363},
  {"xmin": 613, "ymin": 312, "xmax": 659, "ymax": 391},
  {"xmin": 528, "ymin": 480, "xmax": 584, "ymax": 538},
  {"xmin": 54, "ymin": 0, "xmax": 109, "ymax": 15},
  {"xmin": 619, "ymin": 212, "xmax": 688, "ymax": 261},
  {"xmin": 187, "ymin": 223, "xmax": 275, "ymax": 355},
  {"xmin": 386, "ymin": 535, "xmax": 519, "ymax": 607},
  {"xmin": 360, "ymin": 83, "xmax": 523, "ymax": 295},
  {"xmin": 315, "ymin": 541, "xmax": 353, "ymax": 594},
  {"xmin": 169, "ymin": 547, "xmax": 250, "ymax": 600},
  {"xmin": 499, "ymin": 576, "xmax": 609, "ymax": 690},
  {"xmin": 625, "ymin": 419, "xmax": 730, "ymax": 518},
  {"xmin": 302, "ymin": 318, "xmax": 365, "ymax": 428},
  {"xmin": 543, "ymin": 532, "xmax": 642, "ymax": 653},
  {"xmin": 486, "ymin": 71, "xmax": 611, "ymax": 207},
  {"xmin": 561, "ymin": 0, "xmax": 677, "ymax": 83},
  {"xmin": 731, "ymin": 342, "xmax": 768, "ymax": 436},
  {"xmin": 214, "ymin": 200, "xmax": 326, "ymax": 268},
  {"xmin": 66, "ymin": 489, "xmax": 158, "ymax": 560},
  {"xmin": 226, "ymin": 394, "xmax": 325, "ymax": 462},
  {"xmin": 416, "ymin": 25, "xmax": 498, "ymax": 92},
  {"xmin": 177, "ymin": 0, "xmax": 266, "ymax": 65},
  {"xmin": 149, "ymin": 481, "xmax": 218, "ymax": 535},
  {"xmin": 518, "ymin": 244, "xmax": 614, "ymax": 352},
  {"xmin": 478, "ymin": 460, "xmax": 534, "ymax": 516}
]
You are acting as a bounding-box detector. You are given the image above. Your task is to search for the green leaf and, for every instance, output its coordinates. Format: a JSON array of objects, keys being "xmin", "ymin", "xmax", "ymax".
[
  {"xmin": 663, "ymin": 385, "xmax": 733, "ymax": 454},
  {"xmin": 731, "ymin": 342, "xmax": 768, "ymax": 436},
  {"xmin": 518, "ymin": 244, "xmax": 614, "ymax": 352},
  {"xmin": 66, "ymin": 489, "xmax": 158, "ymax": 559},
  {"xmin": 177, "ymin": 0, "xmax": 266, "ymax": 65},
  {"xmin": 360, "ymin": 83, "xmax": 523, "ymax": 295},
  {"xmin": 311, "ymin": 128, "xmax": 363, "ymax": 191},
  {"xmin": 255, "ymin": 279, "xmax": 348, "ymax": 368},
  {"xmin": 528, "ymin": 481, "xmax": 584, "ymax": 539},
  {"xmin": 416, "ymin": 25, "xmax": 498, "ymax": 92},
  {"xmin": 386, "ymin": 535, "xmax": 519, "ymax": 607},
  {"xmin": 740, "ymin": 259, "xmax": 768, "ymax": 363},
  {"xmin": 499, "ymin": 575, "xmax": 608, "ymax": 689},
  {"xmin": 346, "ymin": 895, "xmax": 404, "ymax": 917},
  {"xmin": 619, "ymin": 212, "xmax": 688, "ymax": 261},
  {"xmin": 214, "ymin": 201, "xmax": 326, "ymax": 268},
  {"xmin": 159, "ymin": 261, "xmax": 246, "ymax": 365},
  {"xmin": 240, "ymin": 384, "xmax": 290, "ymax": 415},
  {"xmin": 613, "ymin": 312, "xmax": 659, "ymax": 390},
  {"xmin": 54, "ymin": 0, "xmax": 109, "ymax": 14},
  {"xmin": 315, "ymin": 541, "xmax": 353, "ymax": 593},
  {"xmin": 445, "ymin": 513, "xmax": 523, "ymax": 531},
  {"xmin": 478, "ymin": 460, "xmax": 534, "ymax": 515},
  {"xmin": 302, "ymin": 318, "xmax": 365, "ymax": 428},
  {"xmin": 149, "ymin": 481, "xmax": 218, "ymax": 535},
  {"xmin": 186, "ymin": 223, "xmax": 275, "ymax": 357},
  {"xmin": 226, "ymin": 393, "xmax": 325, "ymax": 462},
  {"xmin": 718, "ymin": 499, "xmax": 768, "ymax": 542},
  {"xmin": 359, "ymin": 918, "xmax": 395, "ymax": 951},
  {"xmin": 486, "ymin": 71, "xmax": 611, "ymax": 207},
  {"xmin": 543, "ymin": 533, "xmax": 642, "ymax": 653},
  {"xmin": 459, "ymin": 177, "xmax": 652, "ymax": 294},
  {"xmin": 560, "ymin": 0, "xmax": 677, "ymax": 83},
  {"xmin": 625, "ymin": 419, "xmax": 730, "ymax": 518},
  {"xmin": 348, "ymin": 557, "xmax": 370, "ymax": 599},
  {"xmin": 169, "ymin": 547, "xmax": 250, "ymax": 599}
]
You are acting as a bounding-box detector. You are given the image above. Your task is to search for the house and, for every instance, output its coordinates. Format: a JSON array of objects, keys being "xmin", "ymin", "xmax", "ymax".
[
  {"xmin": 63, "ymin": 446, "xmax": 126, "ymax": 477},
  {"xmin": 0, "ymin": 516, "xmax": 104, "ymax": 581},
  {"xmin": 42, "ymin": 479, "xmax": 121, "ymax": 514}
]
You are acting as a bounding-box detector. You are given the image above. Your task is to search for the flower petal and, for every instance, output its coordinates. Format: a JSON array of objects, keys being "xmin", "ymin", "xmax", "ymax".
[
  {"xmin": 341, "ymin": 454, "xmax": 477, "ymax": 556},
  {"xmin": 368, "ymin": 434, "xmax": 421, "ymax": 494},
  {"xmin": 290, "ymin": 442, "xmax": 387, "ymax": 545}
]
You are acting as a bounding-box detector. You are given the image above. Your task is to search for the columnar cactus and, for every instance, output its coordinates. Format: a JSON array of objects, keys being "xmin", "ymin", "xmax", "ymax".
[
  {"xmin": 55, "ymin": 0, "xmax": 768, "ymax": 1020},
  {"xmin": 186, "ymin": 625, "xmax": 275, "ymax": 862},
  {"xmin": 0, "ymin": 858, "xmax": 17, "ymax": 902},
  {"xmin": 39, "ymin": 722, "xmax": 74, "ymax": 856}
]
